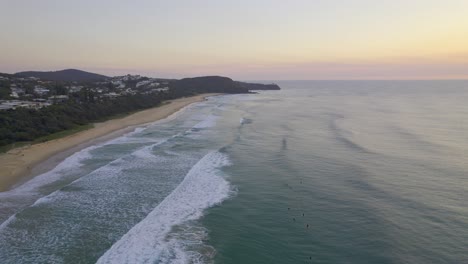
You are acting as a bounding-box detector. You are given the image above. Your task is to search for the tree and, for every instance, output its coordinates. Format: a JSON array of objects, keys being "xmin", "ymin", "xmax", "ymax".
[{"xmin": 0, "ymin": 87, "xmax": 11, "ymax": 99}]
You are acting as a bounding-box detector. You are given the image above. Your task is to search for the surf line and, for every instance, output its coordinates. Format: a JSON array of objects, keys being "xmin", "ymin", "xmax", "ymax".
[{"xmin": 96, "ymin": 150, "xmax": 234, "ymax": 264}]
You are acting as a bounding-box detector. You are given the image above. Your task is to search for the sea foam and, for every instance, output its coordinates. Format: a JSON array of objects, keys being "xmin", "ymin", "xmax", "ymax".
[
  {"xmin": 96, "ymin": 151, "xmax": 232, "ymax": 264},
  {"xmin": 192, "ymin": 115, "xmax": 218, "ymax": 129},
  {"xmin": 1, "ymin": 145, "xmax": 97, "ymax": 196}
]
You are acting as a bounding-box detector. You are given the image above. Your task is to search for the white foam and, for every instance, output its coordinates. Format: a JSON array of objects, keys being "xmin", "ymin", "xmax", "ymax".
[
  {"xmin": 0, "ymin": 140, "xmax": 168, "ymax": 230},
  {"xmin": 97, "ymin": 98, "xmax": 209, "ymax": 146},
  {"xmin": 130, "ymin": 127, "xmax": 146, "ymax": 134},
  {"xmin": 193, "ymin": 115, "xmax": 218, "ymax": 129},
  {"xmin": 0, "ymin": 145, "xmax": 99, "ymax": 230},
  {"xmin": 1, "ymin": 145, "xmax": 98, "ymax": 195},
  {"xmin": 96, "ymin": 151, "xmax": 233, "ymax": 264},
  {"xmin": 0, "ymin": 215, "xmax": 16, "ymax": 230},
  {"xmin": 97, "ymin": 126, "xmax": 156, "ymax": 146}
]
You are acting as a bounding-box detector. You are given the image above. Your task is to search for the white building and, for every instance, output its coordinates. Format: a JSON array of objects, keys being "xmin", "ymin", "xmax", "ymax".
[
  {"xmin": 0, "ymin": 100, "xmax": 51, "ymax": 110},
  {"xmin": 102, "ymin": 92, "xmax": 120, "ymax": 99},
  {"xmin": 151, "ymin": 87, "xmax": 169, "ymax": 93},
  {"xmin": 11, "ymin": 87, "xmax": 25, "ymax": 94},
  {"xmin": 10, "ymin": 92, "xmax": 19, "ymax": 98},
  {"xmin": 48, "ymin": 95, "xmax": 69, "ymax": 102},
  {"xmin": 66, "ymin": 85, "xmax": 84, "ymax": 93},
  {"xmin": 34, "ymin": 86, "xmax": 50, "ymax": 95},
  {"xmin": 136, "ymin": 80, "xmax": 152, "ymax": 88}
]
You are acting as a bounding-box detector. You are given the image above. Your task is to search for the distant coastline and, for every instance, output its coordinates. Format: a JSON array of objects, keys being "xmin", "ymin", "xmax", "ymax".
[{"xmin": 0, "ymin": 93, "xmax": 221, "ymax": 191}]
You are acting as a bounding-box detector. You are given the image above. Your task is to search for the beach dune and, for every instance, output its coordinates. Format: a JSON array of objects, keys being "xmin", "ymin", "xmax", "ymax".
[{"xmin": 0, "ymin": 94, "xmax": 220, "ymax": 192}]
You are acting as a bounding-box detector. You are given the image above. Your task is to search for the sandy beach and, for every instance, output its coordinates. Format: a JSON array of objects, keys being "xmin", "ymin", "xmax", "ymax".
[{"xmin": 0, "ymin": 93, "xmax": 221, "ymax": 192}]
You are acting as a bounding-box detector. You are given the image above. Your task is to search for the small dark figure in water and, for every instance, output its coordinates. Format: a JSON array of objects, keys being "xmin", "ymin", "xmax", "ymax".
[
  {"xmin": 302, "ymin": 213, "xmax": 305, "ymax": 216},
  {"xmin": 282, "ymin": 138, "xmax": 287, "ymax": 150},
  {"xmin": 306, "ymin": 224, "xmax": 309, "ymax": 228},
  {"xmin": 293, "ymin": 218, "xmax": 296, "ymax": 221},
  {"xmin": 288, "ymin": 207, "xmax": 290, "ymax": 210}
]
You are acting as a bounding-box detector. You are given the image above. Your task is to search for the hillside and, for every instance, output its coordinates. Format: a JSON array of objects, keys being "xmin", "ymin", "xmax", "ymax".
[
  {"xmin": 15, "ymin": 69, "xmax": 109, "ymax": 82},
  {"xmin": 170, "ymin": 76, "xmax": 250, "ymax": 94},
  {"xmin": 236, "ymin": 81, "xmax": 281, "ymax": 90},
  {"xmin": 0, "ymin": 72, "xmax": 13, "ymax": 78}
]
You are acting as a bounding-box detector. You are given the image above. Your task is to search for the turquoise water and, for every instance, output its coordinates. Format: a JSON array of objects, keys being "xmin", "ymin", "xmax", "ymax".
[{"xmin": 1, "ymin": 81, "xmax": 468, "ymax": 263}]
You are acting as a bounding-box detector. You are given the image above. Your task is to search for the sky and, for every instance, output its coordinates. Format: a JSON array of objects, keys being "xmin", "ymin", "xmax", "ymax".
[{"xmin": 1, "ymin": 0, "xmax": 468, "ymax": 80}]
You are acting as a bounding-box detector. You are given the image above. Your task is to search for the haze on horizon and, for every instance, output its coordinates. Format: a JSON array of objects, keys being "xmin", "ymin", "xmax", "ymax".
[{"xmin": 1, "ymin": 0, "xmax": 468, "ymax": 80}]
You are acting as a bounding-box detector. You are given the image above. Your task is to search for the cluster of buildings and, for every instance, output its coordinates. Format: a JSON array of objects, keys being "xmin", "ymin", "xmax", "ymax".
[
  {"xmin": 0, "ymin": 99, "xmax": 52, "ymax": 111},
  {"xmin": 111, "ymin": 75, "xmax": 170, "ymax": 93},
  {"xmin": 0, "ymin": 74, "xmax": 171, "ymax": 111}
]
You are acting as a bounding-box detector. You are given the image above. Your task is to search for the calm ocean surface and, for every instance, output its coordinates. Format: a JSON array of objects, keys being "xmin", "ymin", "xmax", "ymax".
[{"xmin": 0, "ymin": 80, "xmax": 468, "ymax": 263}]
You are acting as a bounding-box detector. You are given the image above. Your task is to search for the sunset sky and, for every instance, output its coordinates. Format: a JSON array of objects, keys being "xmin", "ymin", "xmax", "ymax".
[{"xmin": 1, "ymin": 0, "xmax": 468, "ymax": 80}]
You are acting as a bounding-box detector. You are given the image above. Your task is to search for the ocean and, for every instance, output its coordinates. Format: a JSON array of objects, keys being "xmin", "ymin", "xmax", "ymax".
[{"xmin": 0, "ymin": 80, "xmax": 468, "ymax": 263}]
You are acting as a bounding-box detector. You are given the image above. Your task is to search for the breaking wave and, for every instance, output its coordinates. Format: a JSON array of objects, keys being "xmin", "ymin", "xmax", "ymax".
[{"xmin": 96, "ymin": 151, "xmax": 233, "ymax": 264}]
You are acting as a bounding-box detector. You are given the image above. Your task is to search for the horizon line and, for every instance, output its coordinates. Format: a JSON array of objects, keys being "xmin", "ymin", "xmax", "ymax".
[{"xmin": 3, "ymin": 68, "xmax": 468, "ymax": 82}]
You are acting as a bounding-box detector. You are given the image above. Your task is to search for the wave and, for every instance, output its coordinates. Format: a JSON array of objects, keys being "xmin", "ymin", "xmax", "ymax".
[
  {"xmin": 0, "ymin": 144, "xmax": 101, "ymax": 234},
  {"xmin": 96, "ymin": 151, "xmax": 233, "ymax": 264},
  {"xmin": 1, "ymin": 145, "xmax": 97, "ymax": 196},
  {"xmin": 328, "ymin": 115, "xmax": 373, "ymax": 154},
  {"xmin": 96, "ymin": 96, "xmax": 218, "ymax": 146},
  {"xmin": 192, "ymin": 115, "xmax": 218, "ymax": 129}
]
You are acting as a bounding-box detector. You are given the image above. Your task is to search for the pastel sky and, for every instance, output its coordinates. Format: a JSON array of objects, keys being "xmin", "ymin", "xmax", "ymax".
[{"xmin": 1, "ymin": 0, "xmax": 468, "ymax": 80}]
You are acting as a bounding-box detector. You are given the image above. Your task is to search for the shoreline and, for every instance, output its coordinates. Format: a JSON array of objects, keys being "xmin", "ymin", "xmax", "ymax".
[{"xmin": 0, "ymin": 93, "xmax": 222, "ymax": 192}]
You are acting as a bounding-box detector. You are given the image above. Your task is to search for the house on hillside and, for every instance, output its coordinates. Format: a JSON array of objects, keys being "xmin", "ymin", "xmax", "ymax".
[
  {"xmin": 48, "ymin": 95, "xmax": 69, "ymax": 103},
  {"xmin": 0, "ymin": 100, "xmax": 51, "ymax": 110},
  {"xmin": 34, "ymin": 85, "xmax": 50, "ymax": 95},
  {"xmin": 67, "ymin": 85, "xmax": 83, "ymax": 93},
  {"xmin": 102, "ymin": 92, "xmax": 120, "ymax": 99}
]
